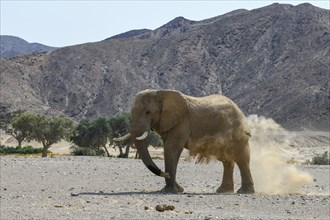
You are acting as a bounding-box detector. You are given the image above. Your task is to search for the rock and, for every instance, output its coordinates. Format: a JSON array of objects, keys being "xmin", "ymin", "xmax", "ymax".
[{"xmin": 155, "ymin": 204, "xmax": 175, "ymax": 212}]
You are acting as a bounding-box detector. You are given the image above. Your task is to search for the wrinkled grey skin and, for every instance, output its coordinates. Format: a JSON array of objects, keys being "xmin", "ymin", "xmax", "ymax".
[{"xmin": 122, "ymin": 89, "xmax": 254, "ymax": 194}]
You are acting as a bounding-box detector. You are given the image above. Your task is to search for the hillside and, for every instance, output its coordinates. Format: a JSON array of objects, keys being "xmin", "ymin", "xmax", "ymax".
[
  {"xmin": 0, "ymin": 35, "xmax": 57, "ymax": 58},
  {"xmin": 0, "ymin": 3, "xmax": 329, "ymax": 130}
]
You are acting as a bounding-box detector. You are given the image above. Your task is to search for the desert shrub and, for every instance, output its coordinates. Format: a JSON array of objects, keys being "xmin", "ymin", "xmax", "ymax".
[
  {"xmin": 310, "ymin": 151, "xmax": 330, "ymax": 165},
  {"xmin": 71, "ymin": 117, "xmax": 111, "ymax": 157},
  {"xmin": 0, "ymin": 145, "xmax": 45, "ymax": 154},
  {"xmin": 117, "ymin": 153, "xmax": 128, "ymax": 158},
  {"xmin": 147, "ymin": 131, "xmax": 163, "ymax": 148},
  {"xmin": 70, "ymin": 146, "xmax": 105, "ymax": 156}
]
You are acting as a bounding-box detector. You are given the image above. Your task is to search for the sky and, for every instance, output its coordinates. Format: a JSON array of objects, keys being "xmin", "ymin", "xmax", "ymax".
[{"xmin": 1, "ymin": 1, "xmax": 329, "ymax": 47}]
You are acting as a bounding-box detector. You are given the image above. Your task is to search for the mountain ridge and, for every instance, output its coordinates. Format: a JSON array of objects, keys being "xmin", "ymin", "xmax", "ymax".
[
  {"xmin": 0, "ymin": 3, "xmax": 329, "ymax": 130},
  {"xmin": 0, "ymin": 35, "xmax": 57, "ymax": 58}
]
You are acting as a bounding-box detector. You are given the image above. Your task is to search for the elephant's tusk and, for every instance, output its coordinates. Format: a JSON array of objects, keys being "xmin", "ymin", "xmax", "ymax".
[
  {"xmin": 113, "ymin": 133, "xmax": 131, "ymax": 142},
  {"xmin": 136, "ymin": 131, "xmax": 149, "ymax": 140}
]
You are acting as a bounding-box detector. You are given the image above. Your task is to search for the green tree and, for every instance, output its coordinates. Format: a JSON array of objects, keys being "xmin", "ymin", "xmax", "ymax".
[
  {"xmin": 30, "ymin": 115, "xmax": 74, "ymax": 157},
  {"xmin": 92, "ymin": 117, "xmax": 112, "ymax": 156},
  {"xmin": 0, "ymin": 111, "xmax": 34, "ymax": 147},
  {"xmin": 70, "ymin": 119, "xmax": 91, "ymax": 149},
  {"xmin": 109, "ymin": 113, "xmax": 132, "ymax": 158},
  {"xmin": 71, "ymin": 117, "xmax": 112, "ymax": 156},
  {"xmin": 147, "ymin": 131, "xmax": 163, "ymax": 148}
]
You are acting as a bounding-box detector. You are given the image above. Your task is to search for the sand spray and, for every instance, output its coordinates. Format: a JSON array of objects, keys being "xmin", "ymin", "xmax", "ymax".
[{"xmin": 247, "ymin": 115, "xmax": 329, "ymax": 194}]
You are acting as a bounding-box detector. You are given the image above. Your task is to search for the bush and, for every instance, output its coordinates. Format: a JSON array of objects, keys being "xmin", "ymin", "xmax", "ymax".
[
  {"xmin": 70, "ymin": 146, "xmax": 105, "ymax": 156},
  {"xmin": 311, "ymin": 151, "xmax": 330, "ymax": 165},
  {"xmin": 0, "ymin": 145, "xmax": 45, "ymax": 154},
  {"xmin": 117, "ymin": 153, "xmax": 129, "ymax": 158}
]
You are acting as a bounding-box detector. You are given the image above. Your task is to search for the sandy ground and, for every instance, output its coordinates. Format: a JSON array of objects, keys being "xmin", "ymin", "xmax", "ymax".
[
  {"xmin": 1, "ymin": 155, "xmax": 329, "ymax": 220},
  {"xmin": 1, "ymin": 126, "xmax": 329, "ymax": 220}
]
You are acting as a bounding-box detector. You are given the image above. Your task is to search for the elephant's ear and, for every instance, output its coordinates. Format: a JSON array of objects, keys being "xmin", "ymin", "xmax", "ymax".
[{"xmin": 156, "ymin": 90, "xmax": 188, "ymax": 133}]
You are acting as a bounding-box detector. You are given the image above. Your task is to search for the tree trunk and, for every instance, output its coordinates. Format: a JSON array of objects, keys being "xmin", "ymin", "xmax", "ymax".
[
  {"xmin": 13, "ymin": 134, "xmax": 23, "ymax": 148},
  {"xmin": 103, "ymin": 145, "xmax": 111, "ymax": 157},
  {"xmin": 42, "ymin": 146, "xmax": 49, "ymax": 157},
  {"xmin": 118, "ymin": 145, "xmax": 123, "ymax": 156},
  {"xmin": 17, "ymin": 140, "xmax": 23, "ymax": 148},
  {"xmin": 124, "ymin": 144, "xmax": 131, "ymax": 158}
]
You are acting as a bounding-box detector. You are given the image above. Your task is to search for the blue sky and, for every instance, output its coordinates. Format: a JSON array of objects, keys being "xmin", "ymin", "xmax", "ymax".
[{"xmin": 1, "ymin": 1, "xmax": 329, "ymax": 47}]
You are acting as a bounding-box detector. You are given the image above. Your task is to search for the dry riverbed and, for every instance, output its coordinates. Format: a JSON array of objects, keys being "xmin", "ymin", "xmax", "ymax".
[{"xmin": 1, "ymin": 156, "xmax": 329, "ymax": 220}]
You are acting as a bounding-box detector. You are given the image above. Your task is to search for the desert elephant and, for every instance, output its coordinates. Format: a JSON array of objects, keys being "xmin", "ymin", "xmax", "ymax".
[{"xmin": 114, "ymin": 89, "xmax": 255, "ymax": 194}]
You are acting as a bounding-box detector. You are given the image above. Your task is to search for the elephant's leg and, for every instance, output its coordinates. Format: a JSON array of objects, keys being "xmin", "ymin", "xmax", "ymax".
[
  {"xmin": 236, "ymin": 161, "xmax": 255, "ymax": 194},
  {"xmin": 235, "ymin": 144, "xmax": 255, "ymax": 194},
  {"xmin": 161, "ymin": 144, "xmax": 184, "ymax": 193},
  {"xmin": 216, "ymin": 160, "xmax": 235, "ymax": 193},
  {"xmin": 159, "ymin": 122, "xmax": 189, "ymax": 194}
]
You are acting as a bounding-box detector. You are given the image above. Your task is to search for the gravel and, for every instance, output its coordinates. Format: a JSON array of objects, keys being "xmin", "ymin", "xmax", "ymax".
[{"xmin": 1, "ymin": 156, "xmax": 329, "ymax": 220}]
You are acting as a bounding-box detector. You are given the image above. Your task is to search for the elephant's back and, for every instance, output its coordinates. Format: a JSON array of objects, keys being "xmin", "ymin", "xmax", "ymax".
[
  {"xmin": 186, "ymin": 94, "xmax": 250, "ymax": 146},
  {"xmin": 186, "ymin": 94, "xmax": 248, "ymax": 124},
  {"xmin": 184, "ymin": 94, "xmax": 250, "ymax": 162}
]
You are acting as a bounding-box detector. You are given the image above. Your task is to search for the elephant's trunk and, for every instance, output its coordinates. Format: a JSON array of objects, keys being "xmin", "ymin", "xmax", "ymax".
[
  {"xmin": 134, "ymin": 136, "xmax": 169, "ymax": 179},
  {"xmin": 130, "ymin": 111, "xmax": 169, "ymax": 178}
]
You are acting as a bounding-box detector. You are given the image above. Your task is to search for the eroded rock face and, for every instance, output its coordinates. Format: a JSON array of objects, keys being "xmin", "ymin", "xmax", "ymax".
[{"xmin": 0, "ymin": 3, "xmax": 329, "ymax": 130}]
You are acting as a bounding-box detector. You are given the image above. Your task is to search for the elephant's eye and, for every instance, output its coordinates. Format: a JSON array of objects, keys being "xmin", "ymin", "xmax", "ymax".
[{"xmin": 146, "ymin": 110, "xmax": 151, "ymax": 115}]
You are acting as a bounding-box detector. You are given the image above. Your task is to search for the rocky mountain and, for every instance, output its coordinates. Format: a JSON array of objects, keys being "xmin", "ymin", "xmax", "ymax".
[
  {"xmin": 106, "ymin": 29, "xmax": 151, "ymax": 40},
  {"xmin": 0, "ymin": 3, "xmax": 329, "ymax": 130},
  {"xmin": 0, "ymin": 35, "xmax": 57, "ymax": 58}
]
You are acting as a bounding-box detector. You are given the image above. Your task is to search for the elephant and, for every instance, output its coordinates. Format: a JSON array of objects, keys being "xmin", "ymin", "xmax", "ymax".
[{"xmin": 114, "ymin": 89, "xmax": 255, "ymax": 194}]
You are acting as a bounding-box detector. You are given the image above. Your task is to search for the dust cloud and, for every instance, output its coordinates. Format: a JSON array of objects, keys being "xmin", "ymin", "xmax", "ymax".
[{"xmin": 247, "ymin": 115, "xmax": 320, "ymax": 194}]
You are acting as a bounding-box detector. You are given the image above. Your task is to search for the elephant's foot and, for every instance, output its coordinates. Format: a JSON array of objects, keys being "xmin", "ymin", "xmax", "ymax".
[
  {"xmin": 237, "ymin": 185, "xmax": 255, "ymax": 194},
  {"xmin": 175, "ymin": 182, "xmax": 184, "ymax": 193},
  {"xmin": 160, "ymin": 186, "xmax": 178, "ymax": 194},
  {"xmin": 216, "ymin": 184, "xmax": 234, "ymax": 193},
  {"xmin": 160, "ymin": 183, "xmax": 184, "ymax": 194}
]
